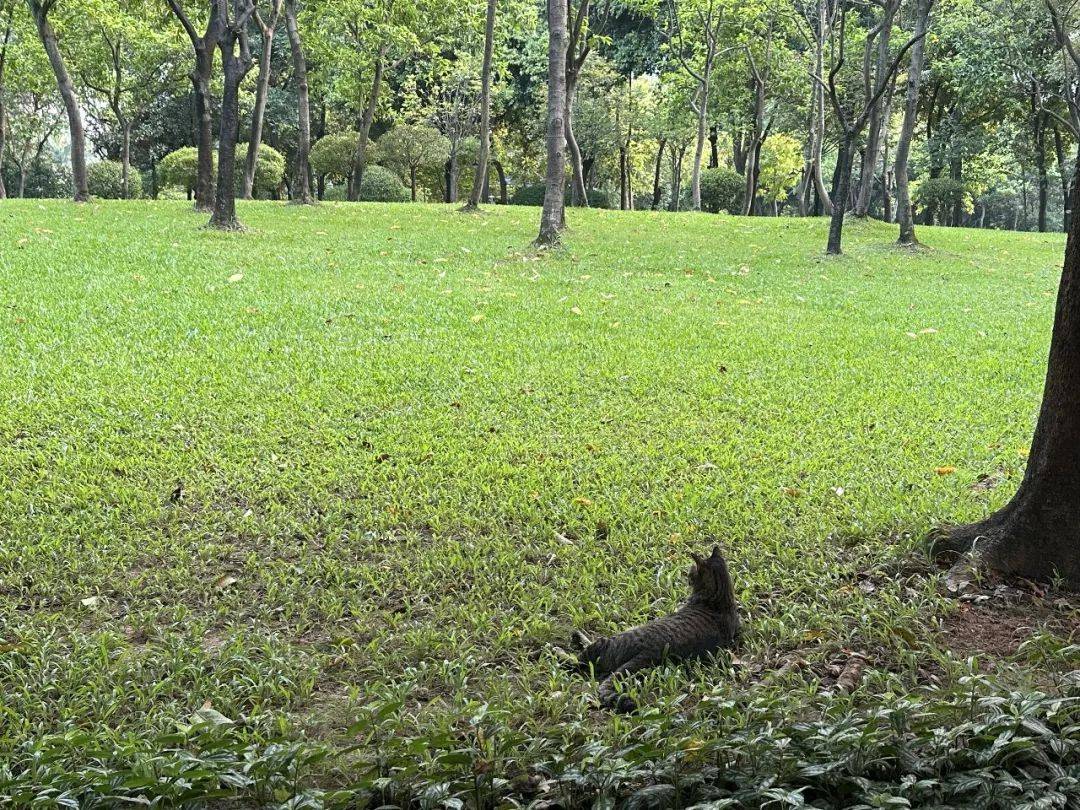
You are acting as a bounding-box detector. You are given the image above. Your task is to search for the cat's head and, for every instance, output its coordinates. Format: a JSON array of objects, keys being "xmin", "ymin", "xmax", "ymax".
[{"xmin": 687, "ymin": 545, "xmax": 734, "ymax": 600}]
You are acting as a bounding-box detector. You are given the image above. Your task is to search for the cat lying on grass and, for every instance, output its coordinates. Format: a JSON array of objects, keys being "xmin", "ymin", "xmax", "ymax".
[{"xmin": 570, "ymin": 546, "xmax": 741, "ymax": 713}]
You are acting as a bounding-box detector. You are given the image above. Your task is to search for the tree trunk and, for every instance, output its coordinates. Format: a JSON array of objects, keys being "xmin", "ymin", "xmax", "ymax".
[
  {"xmin": 27, "ymin": 0, "xmax": 88, "ymax": 202},
  {"xmin": 826, "ymin": 133, "xmax": 854, "ymax": 255},
  {"xmin": 744, "ymin": 71, "xmax": 766, "ymax": 216},
  {"xmin": 708, "ymin": 125, "xmax": 719, "ymax": 169},
  {"xmin": 564, "ymin": 62, "xmax": 587, "ymax": 207},
  {"xmin": 809, "ymin": 0, "xmax": 833, "ymax": 215},
  {"xmin": 464, "ymin": 0, "xmax": 496, "ymax": 211},
  {"xmin": 931, "ymin": 163, "xmax": 1080, "ymax": 588},
  {"xmin": 1034, "ymin": 104, "xmax": 1048, "ymax": 233},
  {"xmin": 285, "ymin": 0, "xmax": 313, "ymax": 204},
  {"xmin": 1054, "ymin": 124, "xmax": 1071, "ymax": 233},
  {"xmin": 895, "ymin": 0, "xmax": 930, "ymax": 246},
  {"xmin": 349, "ymin": 43, "xmax": 387, "ymax": 202},
  {"xmin": 493, "ymin": 159, "xmax": 508, "ymax": 204},
  {"xmin": 192, "ymin": 49, "xmax": 216, "ymax": 211},
  {"xmin": 652, "ymin": 138, "xmax": 666, "ymax": 210},
  {"xmin": 537, "ymin": 0, "xmax": 567, "ymax": 246},
  {"xmin": 0, "ymin": 19, "xmax": 9, "ymax": 200},
  {"xmin": 690, "ymin": 71, "xmax": 710, "ymax": 211},
  {"xmin": 243, "ymin": 7, "xmax": 279, "ymax": 200},
  {"xmin": 121, "ymin": 120, "xmax": 132, "ymax": 198},
  {"xmin": 210, "ymin": 21, "xmax": 253, "ymax": 230},
  {"xmin": 619, "ymin": 146, "xmax": 628, "ymax": 210},
  {"xmin": 410, "ymin": 166, "xmax": 417, "ymax": 201}
]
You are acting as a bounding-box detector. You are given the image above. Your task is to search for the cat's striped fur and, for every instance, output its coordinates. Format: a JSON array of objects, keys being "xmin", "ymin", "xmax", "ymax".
[{"xmin": 572, "ymin": 546, "xmax": 740, "ymax": 713}]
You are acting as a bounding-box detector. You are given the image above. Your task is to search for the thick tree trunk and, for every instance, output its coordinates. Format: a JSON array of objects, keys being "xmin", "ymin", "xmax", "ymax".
[
  {"xmin": 932, "ymin": 164, "xmax": 1080, "ymax": 588},
  {"xmin": 464, "ymin": 0, "xmax": 496, "ymax": 211},
  {"xmin": 210, "ymin": 24, "xmax": 253, "ymax": 230},
  {"xmin": 895, "ymin": 0, "xmax": 930, "ymax": 246},
  {"xmin": 537, "ymin": 0, "xmax": 567, "ymax": 246},
  {"xmin": 285, "ymin": 0, "xmax": 313, "ymax": 204},
  {"xmin": 652, "ymin": 138, "xmax": 666, "ymax": 210},
  {"xmin": 708, "ymin": 125, "xmax": 718, "ymax": 169},
  {"xmin": 826, "ymin": 134, "xmax": 854, "ymax": 255},
  {"xmin": 27, "ymin": 0, "xmax": 87, "ymax": 202},
  {"xmin": 243, "ymin": 7, "xmax": 279, "ymax": 200},
  {"xmin": 349, "ymin": 44, "xmax": 386, "ymax": 202}
]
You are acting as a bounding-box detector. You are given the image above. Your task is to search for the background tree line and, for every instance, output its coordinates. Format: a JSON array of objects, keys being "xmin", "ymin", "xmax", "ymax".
[{"xmin": 5, "ymin": 0, "xmax": 1080, "ymax": 239}]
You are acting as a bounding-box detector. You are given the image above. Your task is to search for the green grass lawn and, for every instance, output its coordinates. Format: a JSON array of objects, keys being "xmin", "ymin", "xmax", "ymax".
[{"xmin": 1, "ymin": 200, "xmax": 1077, "ymax": 804}]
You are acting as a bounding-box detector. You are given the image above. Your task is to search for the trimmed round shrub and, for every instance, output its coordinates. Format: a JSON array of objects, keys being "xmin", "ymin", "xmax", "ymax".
[
  {"xmin": 235, "ymin": 143, "xmax": 285, "ymax": 198},
  {"xmin": 700, "ymin": 167, "xmax": 744, "ymax": 214},
  {"xmin": 88, "ymin": 160, "xmax": 142, "ymax": 199},
  {"xmin": 510, "ymin": 184, "xmax": 615, "ymax": 208},
  {"xmin": 510, "ymin": 184, "xmax": 546, "ymax": 206},
  {"xmin": 311, "ymin": 132, "xmax": 361, "ymax": 182},
  {"xmin": 159, "ymin": 147, "xmax": 209, "ymax": 195},
  {"xmin": 358, "ymin": 164, "xmax": 408, "ymax": 202}
]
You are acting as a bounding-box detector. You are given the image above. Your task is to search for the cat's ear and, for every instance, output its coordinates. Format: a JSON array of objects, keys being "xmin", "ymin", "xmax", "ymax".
[
  {"xmin": 710, "ymin": 545, "xmax": 723, "ymax": 559},
  {"xmin": 690, "ymin": 552, "xmax": 705, "ymax": 565}
]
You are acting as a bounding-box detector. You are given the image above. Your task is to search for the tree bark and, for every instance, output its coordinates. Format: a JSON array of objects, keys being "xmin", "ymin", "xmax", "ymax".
[
  {"xmin": 285, "ymin": 0, "xmax": 313, "ymax": 204},
  {"xmin": 652, "ymin": 137, "xmax": 666, "ymax": 210},
  {"xmin": 493, "ymin": 159, "xmax": 508, "ymax": 204},
  {"xmin": 121, "ymin": 120, "xmax": 132, "ymax": 198},
  {"xmin": 166, "ymin": 0, "xmax": 223, "ymax": 211},
  {"xmin": 809, "ymin": 0, "xmax": 833, "ymax": 215},
  {"xmin": 0, "ymin": 17, "xmax": 10, "ymax": 200},
  {"xmin": 827, "ymin": 134, "xmax": 854, "ymax": 255},
  {"xmin": 537, "ymin": 0, "xmax": 568, "ymax": 246},
  {"xmin": 1054, "ymin": 124, "xmax": 1071, "ymax": 233},
  {"xmin": 690, "ymin": 72, "xmax": 709, "ymax": 211},
  {"xmin": 1033, "ymin": 91, "xmax": 1048, "ymax": 233},
  {"xmin": 855, "ymin": 1, "xmax": 900, "ymax": 218},
  {"xmin": 209, "ymin": 0, "xmax": 255, "ymax": 230},
  {"xmin": 26, "ymin": 0, "xmax": 88, "ymax": 202},
  {"xmin": 931, "ymin": 163, "xmax": 1080, "ymax": 588},
  {"xmin": 565, "ymin": 88, "xmax": 588, "ymax": 206},
  {"xmin": 243, "ymin": 1, "xmax": 281, "ymax": 200},
  {"xmin": 895, "ymin": 0, "xmax": 930, "ymax": 246},
  {"xmin": 349, "ymin": 42, "xmax": 387, "ymax": 202},
  {"xmin": 465, "ymin": 0, "xmax": 497, "ymax": 211},
  {"xmin": 708, "ymin": 124, "xmax": 718, "ymax": 169}
]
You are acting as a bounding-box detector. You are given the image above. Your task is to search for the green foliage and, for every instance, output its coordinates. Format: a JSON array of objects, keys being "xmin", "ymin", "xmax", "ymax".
[
  {"xmin": 700, "ymin": 167, "xmax": 744, "ymax": 213},
  {"xmin": 236, "ymin": 143, "xmax": 286, "ymax": 198},
  {"xmin": 310, "ymin": 133, "xmax": 360, "ymax": 182},
  {"xmin": 915, "ymin": 177, "xmax": 975, "ymax": 220},
  {"xmin": 358, "ymin": 164, "xmax": 409, "ymax": 202},
  {"xmin": 756, "ymin": 134, "xmax": 804, "ymax": 204},
  {"xmin": 377, "ymin": 124, "xmax": 450, "ymax": 181},
  {"xmin": 159, "ymin": 147, "xmax": 209, "ymax": 194},
  {"xmin": 87, "ymin": 160, "xmax": 143, "ymax": 199}
]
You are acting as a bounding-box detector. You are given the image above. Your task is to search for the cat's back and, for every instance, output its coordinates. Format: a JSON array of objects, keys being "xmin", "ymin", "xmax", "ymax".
[{"xmin": 622, "ymin": 604, "xmax": 737, "ymax": 659}]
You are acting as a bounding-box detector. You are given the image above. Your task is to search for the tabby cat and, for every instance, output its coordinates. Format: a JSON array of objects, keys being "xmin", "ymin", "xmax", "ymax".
[{"xmin": 571, "ymin": 546, "xmax": 740, "ymax": 713}]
